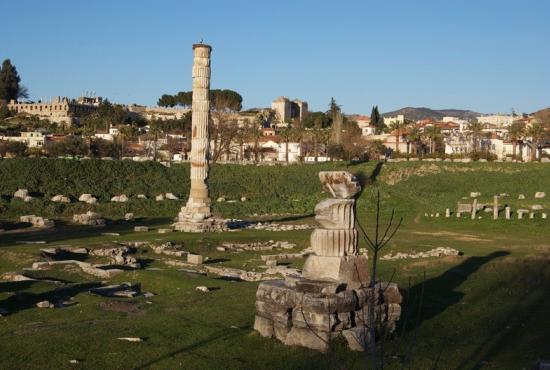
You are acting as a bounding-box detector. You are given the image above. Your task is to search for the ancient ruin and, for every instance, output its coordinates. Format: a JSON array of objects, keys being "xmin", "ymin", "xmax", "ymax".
[
  {"xmin": 254, "ymin": 171, "xmax": 402, "ymax": 352},
  {"xmin": 174, "ymin": 43, "xmax": 225, "ymax": 232}
]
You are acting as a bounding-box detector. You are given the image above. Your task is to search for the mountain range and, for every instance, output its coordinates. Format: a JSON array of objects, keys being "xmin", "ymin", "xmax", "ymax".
[{"xmin": 381, "ymin": 107, "xmax": 480, "ymax": 121}]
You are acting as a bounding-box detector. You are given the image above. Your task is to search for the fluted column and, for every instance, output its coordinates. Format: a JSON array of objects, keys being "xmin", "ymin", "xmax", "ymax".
[{"xmin": 178, "ymin": 43, "xmax": 212, "ymax": 223}]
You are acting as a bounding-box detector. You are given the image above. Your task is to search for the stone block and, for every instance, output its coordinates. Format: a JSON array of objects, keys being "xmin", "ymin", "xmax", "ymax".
[
  {"xmin": 283, "ymin": 326, "xmax": 330, "ymax": 352},
  {"xmin": 302, "ymin": 255, "xmax": 369, "ymax": 288},
  {"xmin": 342, "ymin": 327, "xmax": 373, "ymax": 352},
  {"xmin": 134, "ymin": 226, "xmax": 149, "ymax": 232},
  {"xmin": 254, "ymin": 315, "xmax": 274, "ymax": 338},
  {"xmin": 187, "ymin": 254, "xmax": 204, "ymax": 265}
]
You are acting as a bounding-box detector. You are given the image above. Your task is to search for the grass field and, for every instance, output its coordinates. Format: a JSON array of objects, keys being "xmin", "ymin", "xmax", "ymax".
[{"xmin": 1, "ymin": 160, "xmax": 550, "ymax": 369}]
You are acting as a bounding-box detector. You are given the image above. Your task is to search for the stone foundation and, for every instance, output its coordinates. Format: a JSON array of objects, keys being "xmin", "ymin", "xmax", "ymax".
[
  {"xmin": 254, "ymin": 278, "xmax": 401, "ymax": 352},
  {"xmin": 253, "ymin": 171, "xmax": 402, "ymax": 352},
  {"xmin": 173, "ymin": 213, "xmax": 226, "ymax": 232}
]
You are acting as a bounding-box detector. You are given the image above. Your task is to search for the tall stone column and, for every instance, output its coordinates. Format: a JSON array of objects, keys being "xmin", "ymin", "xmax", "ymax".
[{"xmin": 175, "ymin": 43, "xmax": 222, "ymax": 232}]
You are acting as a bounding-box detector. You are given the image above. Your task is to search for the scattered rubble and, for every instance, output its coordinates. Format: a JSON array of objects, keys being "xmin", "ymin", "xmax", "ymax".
[
  {"xmin": 90, "ymin": 246, "xmax": 140, "ymax": 268},
  {"xmin": 381, "ymin": 247, "xmax": 460, "ymax": 260},
  {"xmin": 30, "ymin": 260, "xmax": 123, "ymax": 279},
  {"xmin": 20, "ymin": 215, "xmax": 55, "ymax": 228},
  {"xmin": 150, "ymin": 242, "xmax": 185, "ymax": 257},
  {"xmin": 219, "ymin": 240, "xmax": 296, "ymax": 252},
  {"xmin": 73, "ymin": 211, "xmax": 105, "ymax": 226},
  {"xmin": 246, "ymin": 222, "xmax": 312, "ymax": 232}
]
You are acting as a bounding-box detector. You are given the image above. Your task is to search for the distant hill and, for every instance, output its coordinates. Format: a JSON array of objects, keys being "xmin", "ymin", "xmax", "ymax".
[{"xmin": 382, "ymin": 107, "xmax": 480, "ymax": 121}]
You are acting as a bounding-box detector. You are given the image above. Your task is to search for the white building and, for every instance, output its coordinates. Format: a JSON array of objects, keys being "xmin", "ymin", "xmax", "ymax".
[
  {"xmin": 476, "ymin": 114, "xmax": 516, "ymax": 127},
  {"xmin": 0, "ymin": 131, "xmax": 46, "ymax": 148},
  {"xmin": 383, "ymin": 114, "xmax": 404, "ymax": 126}
]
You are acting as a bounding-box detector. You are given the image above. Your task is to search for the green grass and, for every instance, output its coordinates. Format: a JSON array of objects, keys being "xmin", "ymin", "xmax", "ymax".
[{"xmin": 1, "ymin": 160, "xmax": 550, "ymax": 369}]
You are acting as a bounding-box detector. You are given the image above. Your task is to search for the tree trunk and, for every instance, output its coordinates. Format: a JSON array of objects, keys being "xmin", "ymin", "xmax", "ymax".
[{"xmin": 512, "ymin": 141, "xmax": 517, "ymax": 158}]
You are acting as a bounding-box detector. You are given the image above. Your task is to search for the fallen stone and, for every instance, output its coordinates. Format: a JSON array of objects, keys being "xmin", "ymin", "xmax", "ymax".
[
  {"xmin": 155, "ymin": 194, "xmax": 164, "ymax": 201},
  {"xmin": 20, "ymin": 215, "xmax": 55, "ymax": 228},
  {"xmin": 102, "ymin": 232, "xmax": 120, "ymax": 236},
  {"xmin": 158, "ymin": 228, "xmax": 173, "ymax": 234},
  {"xmin": 187, "ymin": 254, "xmax": 204, "ymax": 265},
  {"xmin": 2, "ymin": 272, "xmax": 35, "ymax": 281},
  {"xmin": 124, "ymin": 213, "xmax": 134, "ymax": 221},
  {"xmin": 117, "ymin": 337, "xmax": 144, "ymax": 342},
  {"xmin": 90, "ymin": 282, "xmax": 141, "ymax": 298},
  {"xmin": 518, "ymin": 194, "xmax": 525, "ymax": 200},
  {"xmin": 165, "ymin": 193, "xmax": 178, "ymax": 200},
  {"xmin": 36, "ymin": 300, "xmax": 54, "ymax": 308},
  {"xmin": 73, "ymin": 211, "xmax": 105, "ymax": 226},
  {"xmin": 195, "ymin": 286, "xmax": 210, "ymax": 292},
  {"xmin": 14, "ymin": 188, "xmax": 29, "ymax": 199},
  {"xmin": 240, "ymin": 196, "xmax": 247, "ymax": 202},
  {"xmin": 470, "ymin": 192, "xmax": 481, "ymax": 198},
  {"xmin": 134, "ymin": 226, "xmax": 149, "ymax": 232},
  {"xmin": 535, "ymin": 192, "xmax": 546, "ymax": 199},
  {"xmin": 111, "ymin": 195, "xmax": 129, "ymax": 202},
  {"xmin": 51, "ymin": 195, "xmax": 71, "ymax": 203},
  {"xmin": 531, "ymin": 205, "xmax": 544, "ymax": 210},
  {"xmin": 78, "ymin": 194, "xmax": 97, "ymax": 204},
  {"xmin": 216, "ymin": 197, "xmax": 226, "ymax": 203},
  {"xmin": 137, "ymin": 194, "xmax": 147, "ymax": 199}
]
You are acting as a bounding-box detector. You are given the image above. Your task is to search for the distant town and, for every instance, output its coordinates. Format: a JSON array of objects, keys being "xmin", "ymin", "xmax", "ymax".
[{"xmin": 1, "ymin": 59, "xmax": 549, "ymax": 163}]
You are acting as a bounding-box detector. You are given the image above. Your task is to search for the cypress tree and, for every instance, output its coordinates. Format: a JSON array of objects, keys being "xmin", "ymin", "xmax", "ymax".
[{"xmin": 0, "ymin": 59, "xmax": 22, "ymax": 102}]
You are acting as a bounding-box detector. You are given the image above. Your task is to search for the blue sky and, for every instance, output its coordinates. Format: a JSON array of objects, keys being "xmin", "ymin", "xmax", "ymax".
[{"xmin": 2, "ymin": 0, "xmax": 549, "ymax": 114}]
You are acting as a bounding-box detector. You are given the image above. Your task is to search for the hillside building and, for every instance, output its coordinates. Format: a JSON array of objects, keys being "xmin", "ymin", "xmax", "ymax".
[
  {"xmin": 271, "ymin": 97, "xmax": 308, "ymax": 123},
  {"xmin": 8, "ymin": 96, "xmax": 102, "ymax": 125}
]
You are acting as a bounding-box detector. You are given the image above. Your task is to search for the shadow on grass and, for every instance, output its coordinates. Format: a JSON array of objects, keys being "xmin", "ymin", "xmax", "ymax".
[
  {"xmin": 135, "ymin": 326, "xmax": 250, "ymax": 369},
  {"xmin": 0, "ymin": 217, "xmax": 173, "ymax": 248},
  {"xmin": 402, "ymin": 250, "xmax": 510, "ymax": 332},
  {"xmin": 0, "ymin": 281, "xmax": 101, "ymax": 315}
]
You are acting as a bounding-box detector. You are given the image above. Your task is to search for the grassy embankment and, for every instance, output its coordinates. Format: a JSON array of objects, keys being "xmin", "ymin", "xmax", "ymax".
[{"xmin": 1, "ymin": 159, "xmax": 549, "ymax": 369}]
